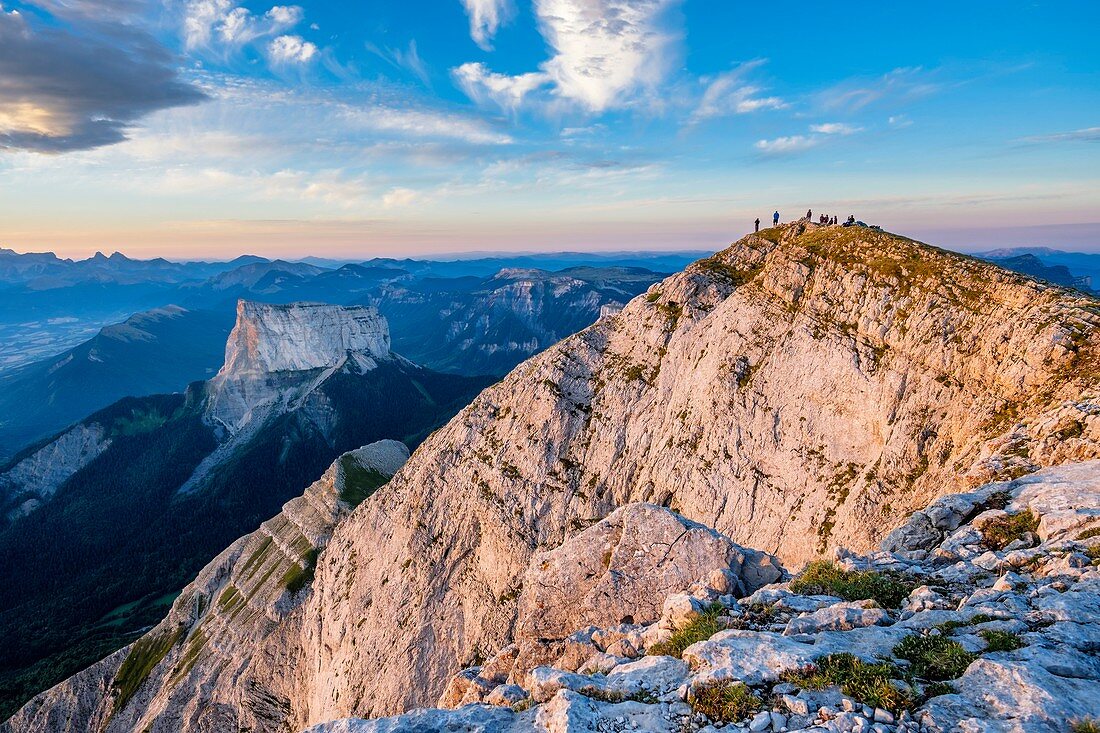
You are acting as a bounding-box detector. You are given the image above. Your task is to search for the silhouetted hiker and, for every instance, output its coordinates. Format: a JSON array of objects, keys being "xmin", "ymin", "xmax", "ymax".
[
  {"xmin": 773, "ymin": 211, "xmax": 780, "ymax": 226},
  {"xmin": 755, "ymin": 217, "xmax": 760, "ymax": 232},
  {"xmin": 844, "ymin": 214, "xmax": 856, "ymax": 227},
  {"xmin": 806, "ymin": 209, "xmax": 812, "ymax": 221}
]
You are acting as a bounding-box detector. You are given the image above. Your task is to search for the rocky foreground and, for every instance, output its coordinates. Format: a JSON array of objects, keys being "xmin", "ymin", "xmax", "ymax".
[{"xmin": 308, "ymin": 461, "xmax": 1100, "ymax": 733}]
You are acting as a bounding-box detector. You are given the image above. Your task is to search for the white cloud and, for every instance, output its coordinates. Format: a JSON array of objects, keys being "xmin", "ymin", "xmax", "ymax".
[
  {"xmin": 268, "ymin": 34, "xmax": 317, "ymax": 63},
  {"xmin": 183, "ymin": 1, "xmax": 305, "ymax": 51},
  {"xmin": 454, "ymin": 0, "xmax": 681, "ymax": 113},
  {"xmin": 452, "ymin": 62, "xmax": 548, "ymax": 112},
  {"xmin": 367, "ymin": 40, "xmax": 431, "ymax": 86},
  {"xmin": 382, "ymin": 186, "xmax": 419, "ymax": 208},
  {"xmin": 1020, "ymin": 127, "xmax": 1100, "ymax": 144},
  {"xmin": 692, "ymin": 61, "xmax": 785, "ymax": 121},
  {"xmin": 809, "ymin": 122, "xmax": 861, "ymax": 135},
  {"xmin": 754, "ymin": 135, "xmax": 819, "ymax": 155},
  {"xmin": 341, "ymin": 105, "xmax": 513, "ymax": 145},
  {"xmin": 819, "ymin": 67, "xmax": 939, "ymax": 113},
  {"xmin": 460, "ymin": 0, "xmax": 512, "ymax": 50}
]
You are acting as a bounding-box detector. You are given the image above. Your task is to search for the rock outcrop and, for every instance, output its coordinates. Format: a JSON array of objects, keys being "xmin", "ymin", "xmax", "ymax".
[
  {"xmin": 206, "ymin": 301, "xmax": 391, "ymax": 434},
  {"xmin": 11, "ymin": 224, "xmax": 1100, "ymax": 732},
  {"xmin": 3, "ymin": 440, "xmax": 410, "ymax": 733},
  {"xmin": 305, "ymin": 461, "xmax": 1100, "ymax": 733}
]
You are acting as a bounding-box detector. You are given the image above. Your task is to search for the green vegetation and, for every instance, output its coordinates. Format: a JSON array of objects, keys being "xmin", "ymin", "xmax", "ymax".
[
  {"xmin": 695, "ymin": 256, "xmax": 763, "ymax": 287},
  {"xmin": 1072, "ymin": 719, "xmax": 1100, "ymax": 733},
  {"xmin": 781, "ymin": 653, "xmax": 915, "ymax": 713},
  {"xmin": 648, "ymin": 603, "xmax": 726, "ymax": 658},
  {"xmin": 111, "ymin": 626, "xmax": 184, "ymax": 712},
  {"xmin": 1076, "ymin": 526, "xmax": 1100, "ymax": 541},
  {"xmin": 789, "ymin": 560, "xmax": 916, "ymax": 608},
  {"xmin": 282, "ymin": 548, "xmax": 320, "ymax": 594},
  {"xmin": 933, "ymin": 613, "xmax": 998, "ymax": 635},
  {"xmin": 921, "ymin": 681, "xmax": 956, "ymax": 698},
  {"xmin": 1083, "ymin": 544, "xmax": 1100, "ymax": 565},
  {"xmin": 979, "ymin": 510, "xmax": 1039, "ymax": 550},
  {"xmin": 726, "ymin": 603, "xmax": 776, "ymax": 631},
  {"xmin": 338, "ymin": 455, "xmax": 390, "ymax": 508},
  {"xmin": 979, "ymin": 629, "xmax": 1025, "ymax": 652},
  {"xmin": 689, "ymin": 680, "xmax": 762, "ymax": 722},
  {"xmin": 893, "ymin": 635, "xmax": 976, "ymax": 681}
]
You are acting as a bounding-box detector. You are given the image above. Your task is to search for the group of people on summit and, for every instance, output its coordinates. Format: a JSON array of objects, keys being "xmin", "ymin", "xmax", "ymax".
[{"xmin": 754, "ymin": 210, "xmax": 858, "ymax": 232}]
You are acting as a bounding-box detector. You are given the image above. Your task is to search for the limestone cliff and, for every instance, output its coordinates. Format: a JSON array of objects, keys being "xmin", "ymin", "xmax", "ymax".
[
  {"xmin": 206, "ymin": 301, "xmax": 392, "ymax": 434},
  {"xmin": 10, "ymin": 224, "xmax": 1100, "ymax": 732}
]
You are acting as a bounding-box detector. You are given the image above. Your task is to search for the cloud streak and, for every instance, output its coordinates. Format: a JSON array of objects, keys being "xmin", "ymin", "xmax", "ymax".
[
  {"xmin": 691, "ymin": 61, "xmax": 785, "ymax": 121},
  {"xmin": 0, "ymin": 4, "xmax": 205, "ymax": 153}
]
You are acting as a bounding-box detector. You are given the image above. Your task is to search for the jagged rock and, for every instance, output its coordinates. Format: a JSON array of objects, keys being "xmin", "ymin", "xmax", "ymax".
[
  {"xmin": 516, "ymin": 504, "xmax": 781, "ymax": 645},
  {"xmin": 782, "ymin": 601, "xmax": 891, "ymax": 635},
  {"xmin": 881, "ymin": 512, "xmax": 941, "ymax": 552},
  {"xmin": 206, "ymin": 300, "xmax": 391, "ymax": 434}
]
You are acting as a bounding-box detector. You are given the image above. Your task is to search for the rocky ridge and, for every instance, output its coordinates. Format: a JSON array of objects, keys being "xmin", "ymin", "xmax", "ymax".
[
  {"xmin": 307, "ymin": 460, "xmax": 1100, "ymax": 733},
  {"xmin": 9, "ymin": 224, "xmax": 1100, "ymax": 731},
  {"xmin": 3, "ymin": 440, "xmax": 410, "ymax": 733}
]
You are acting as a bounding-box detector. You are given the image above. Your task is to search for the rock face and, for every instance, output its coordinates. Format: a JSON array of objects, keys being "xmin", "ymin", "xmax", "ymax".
[
  {"xmin": 11, "ymin": 224, "xmax": 1100, "ymax": 732},
  {"xmin": 307, "ymin": 461, "xmax": 1100, "ymax": 733},
  {"xmin": 206, "ymin": 301, "xmax": 391, "ymax": 434},
  {"xmin": 3, "ymin": 440, "xmax": 410, "ymax": 733}
]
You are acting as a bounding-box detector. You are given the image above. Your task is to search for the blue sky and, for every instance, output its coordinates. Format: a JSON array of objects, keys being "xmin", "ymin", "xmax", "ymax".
[{"xmin": 0, "ymin": 0, "xmax": 1097, "ymax": 258}]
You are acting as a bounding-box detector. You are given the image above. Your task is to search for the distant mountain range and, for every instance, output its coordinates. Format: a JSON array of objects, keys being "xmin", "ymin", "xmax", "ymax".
[
  {"xmin": 0, "ymin": 247, "xmax": 701, "ymax": 372},
  {"xmin": 0, "ymin": 262, "xmax": 670, "ymax": 461},
  {"xmin": 975, "ymin": 247, "xmax": 1099, "ymax": 292}
]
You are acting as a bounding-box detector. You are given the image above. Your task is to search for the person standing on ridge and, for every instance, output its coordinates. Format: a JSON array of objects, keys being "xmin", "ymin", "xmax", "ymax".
[
  {"xmin": 755, "ymin": 217, "xmax": 760, "ymax": 232},
  {"xmin": 773, "ymin": 211, "xmax": 780, "ymax": 226},
  {"xmin": 806, "ymin": 208, "xmax": 812, "ymax": 221}
]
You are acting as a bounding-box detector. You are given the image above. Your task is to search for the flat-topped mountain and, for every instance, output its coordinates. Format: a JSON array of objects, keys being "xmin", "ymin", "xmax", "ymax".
[
  {"xmin": 218, "ymin": 301, "xmax": 391, "ymax": 376},
  {"xmin": 9, "ymin": 224, "xmax": 1100, "ymax": 732}
]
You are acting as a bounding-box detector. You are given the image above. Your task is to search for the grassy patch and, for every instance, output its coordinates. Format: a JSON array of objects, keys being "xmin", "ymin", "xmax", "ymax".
[
  {"xmin": 1076, "ymin": 527, "xmax": 1100, "ymax": 541},
  {"xmin": 1072, "ymin": 720, "xmax": 1100, "ymax": 733},
  {"xmin": 893, "ymin": 635, "xmax": 976, "ymax": 681},
  {"xmin": 689, "ymin": 680, "xmax": 762, "ymax": 722},
  {"xmin": 1085, "ymin": 545, "xmax": 1100, "ymax": 565},
  {"xmin": 781, "ymin": 653, "xmax": 915, "ymax": 713},
  {"xmin": 338, "ymin": 454, "xmax": 390, "ymax": 509},
  {"xmin": 695, "ymin": 256, "xmax": 763, "ymax": 287},
  {"xmin": 282, "ymin": 548, "xmax": 320, "ymax": 594},
  {"xmin": 979, "ymin": 510, "xmax": 1039, "ymax": 550},
  {"xmin": 979, "ymin": 629, "xmax": 1025, "ymax": 652},
  {"xmin": 647, "ymin": 603, "xmax": 726, "ymax": 658},
  {"xmin": 112, "ymin": 626, "xmax": 184, "ymax": 712},
  {"xmin": 727, "ymin": 603, "xmax": 776, "ymax": 631},
  {"xmin": 789, "ymin": 560, "xmax": 916, "ymax": 608}
]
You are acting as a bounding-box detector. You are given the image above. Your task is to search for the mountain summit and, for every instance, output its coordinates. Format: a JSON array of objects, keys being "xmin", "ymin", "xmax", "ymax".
[
  {"xmin": 8, "ymin": 224, "xmax": 1100, "ymax": 732},
  {"xmin": 206, "ymin": 301, "xmax": 393, "ymax": 434},
  {"xmin": 218, "ymin": 301, "xmax": 391, "ymax": 376}
]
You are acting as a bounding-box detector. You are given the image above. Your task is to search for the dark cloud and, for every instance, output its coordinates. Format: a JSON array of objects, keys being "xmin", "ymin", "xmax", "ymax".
[{"xmin": 0, "ymin": 4, "xmax": 206, "ymax": 153}]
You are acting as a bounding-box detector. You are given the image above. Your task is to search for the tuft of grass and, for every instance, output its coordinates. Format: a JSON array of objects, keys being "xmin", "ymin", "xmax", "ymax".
[
  {"xmin": 781, "ymin": 653, "xmax": 915, "ymax": 713},
  {"xmin": 789, "ymin": 560, "xmax": 917, "ymax": 608},
  {"xmin": 727, "ymin": 603, "xmax": 776, "ymax": 631},
  {"xmin": 893, "ymin": 635, "xmax": 976, "ymax": 681},
  {"xmin": 282, "ymin": 547, "xmax": 320, "ymax": 594},
  {"xmin": 689, "ymin": 680, "xmax": 762, "ymax": 722},
  {"xmin": 112, "ymin": 626, "xmax": 185, "ymax": 712},
  {"xmin": 921, "ymin": 681, "xmax": 956, "ymax": 699},
  {"xmin": 979, "ymin": 629, "xmax": 1025, "ymax": 652},
  {"xmin": 648, "ymin": 603, "xmax": 726, "ymax": 658},
  {"xmin": 979, "ymin": 510, "xmax": 1039, "ymax": 550},
  {"xmin": 1076, "ymin": 527, "xmax": 1100, "ymax": 541},
  {"xmin": 338, "ymin": 455, "xmax": 390, "ymax": 509},
  {"xmin": 1072, "ymin": 720, "xmax": 1100, "ymax": 733}
]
